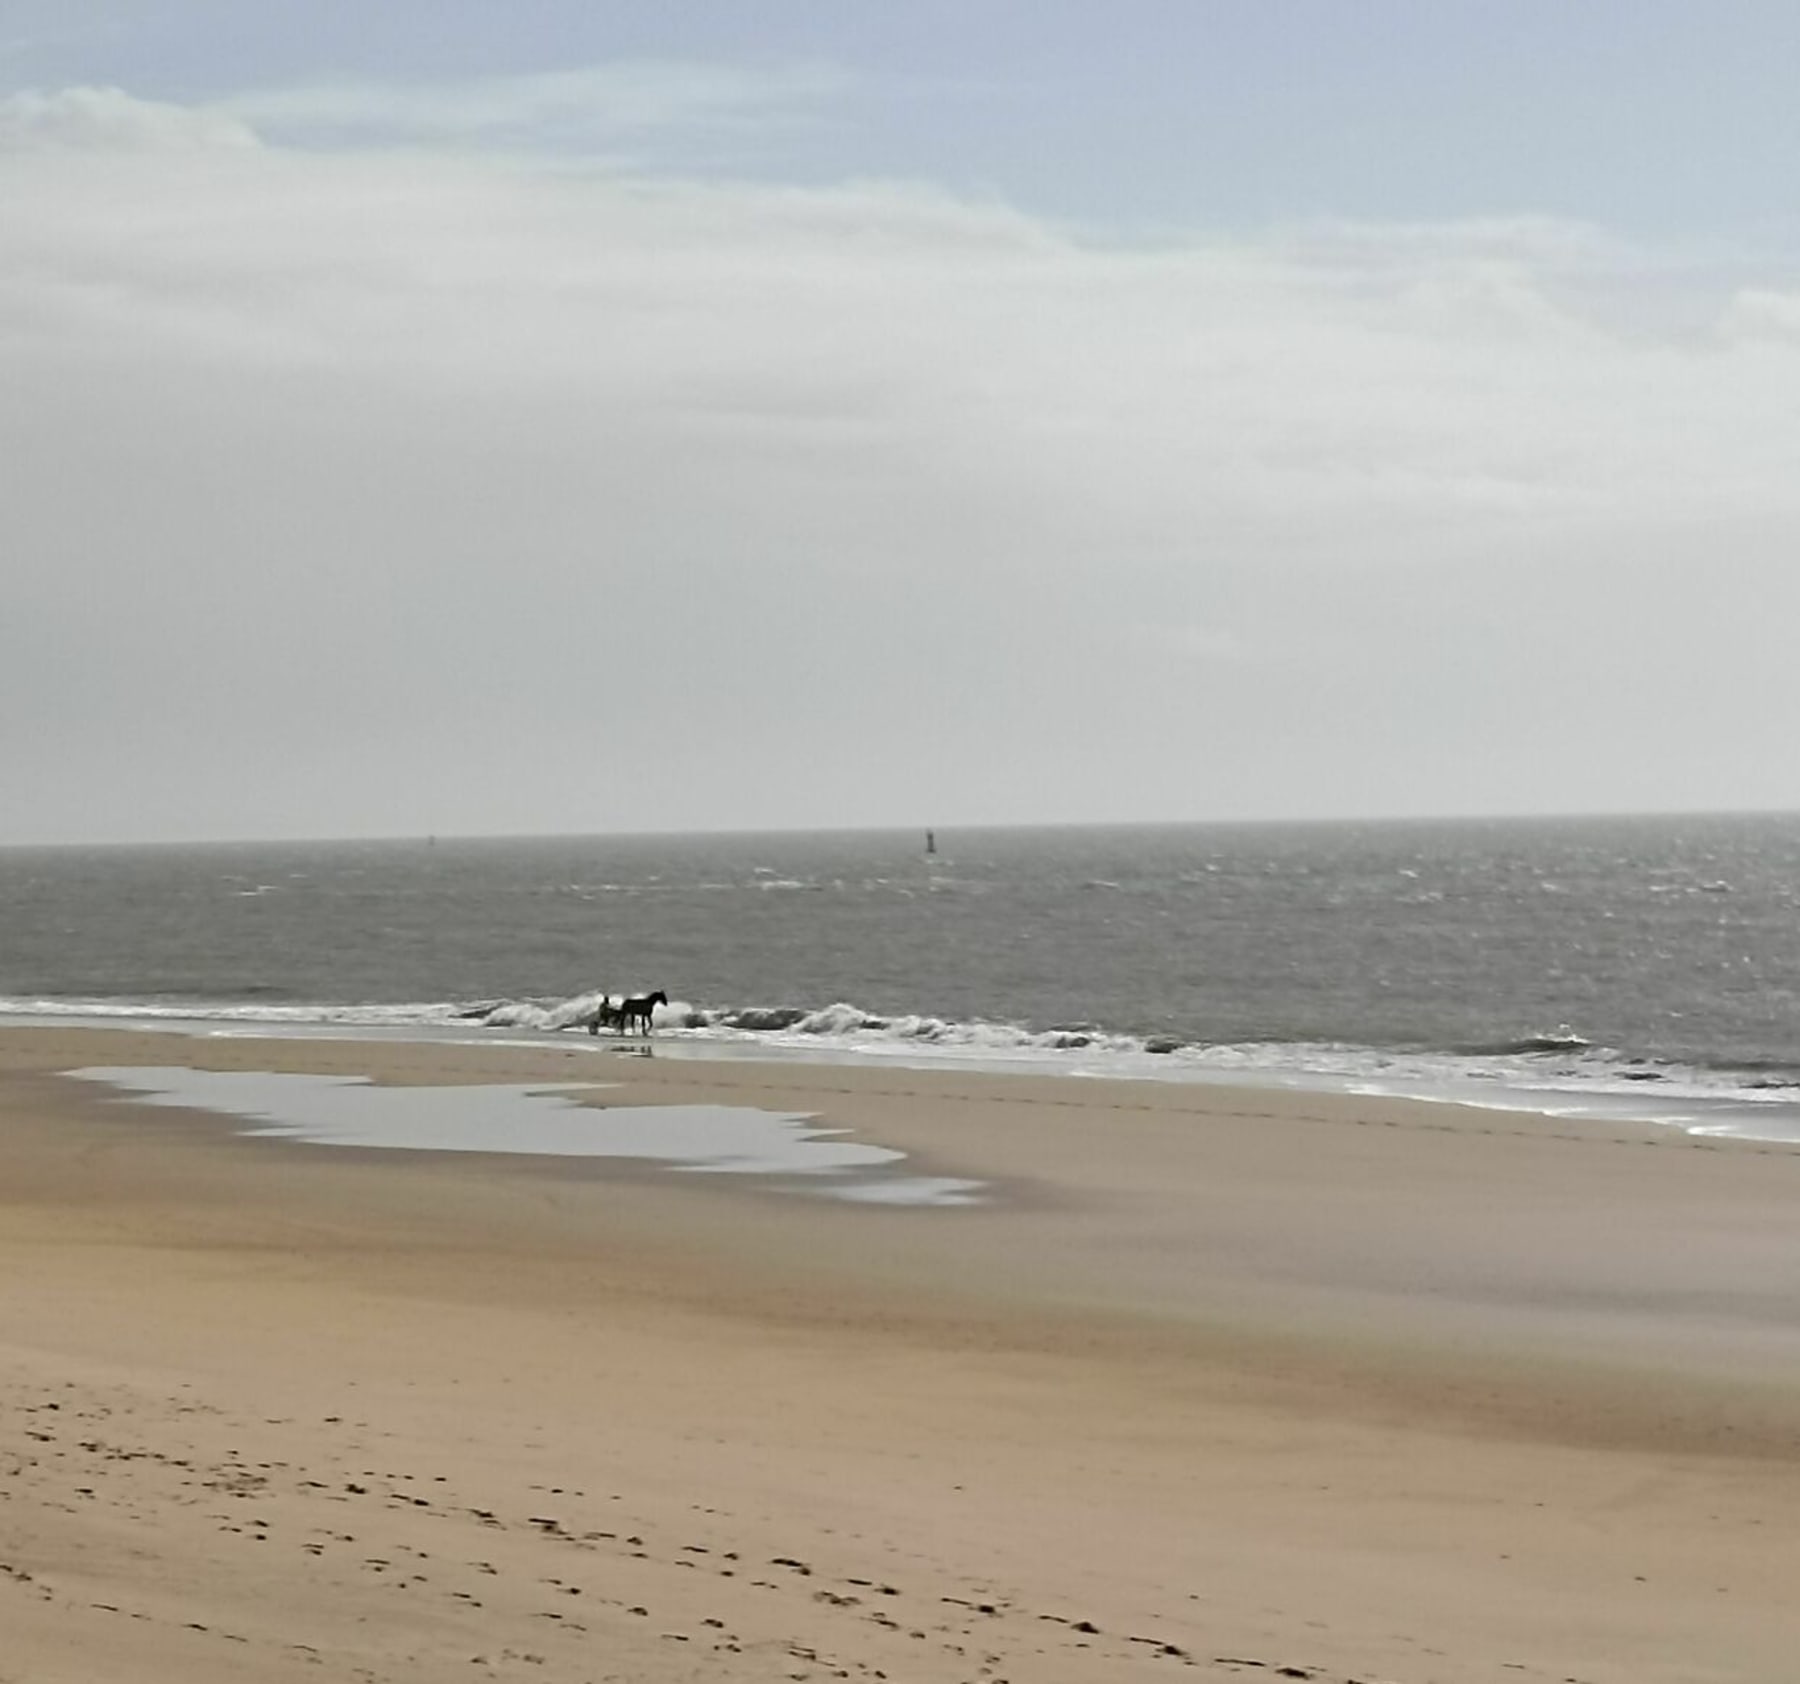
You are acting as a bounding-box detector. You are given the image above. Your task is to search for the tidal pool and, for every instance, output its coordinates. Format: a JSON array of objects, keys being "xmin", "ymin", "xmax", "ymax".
[{"xmin": 67, "ymin": 1067, "xmax": 984, "ymax": 1207}]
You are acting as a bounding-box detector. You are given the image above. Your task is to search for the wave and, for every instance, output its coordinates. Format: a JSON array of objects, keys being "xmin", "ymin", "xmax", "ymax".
[
  {"xmin": 1458, "ymin": 1025, "xmax": 1592, "ymax": 1055},
  {"xmin": 7, "ymin": 991, "xmax": 1800, "ymax": 1138}
]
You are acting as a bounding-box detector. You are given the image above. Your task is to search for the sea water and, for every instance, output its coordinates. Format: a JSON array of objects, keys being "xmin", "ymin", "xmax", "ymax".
[
  {"xmin": 6, "ymin": 814, "xmax": 1800, "ymax": 1141},
  {"xmin": 62, "ymin": 1068, "xmax": 984, "ymax": 1205}
]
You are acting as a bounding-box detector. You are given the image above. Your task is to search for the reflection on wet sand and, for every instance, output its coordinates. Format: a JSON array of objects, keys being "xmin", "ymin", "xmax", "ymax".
[{"xmin": 67, "ymin": 1067, "xmax": 985, "ymax": 1206}]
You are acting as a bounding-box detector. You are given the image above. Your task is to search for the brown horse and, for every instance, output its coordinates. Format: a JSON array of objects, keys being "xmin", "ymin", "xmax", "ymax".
[{"xmin": 618, "ymin": 989, "xmax": 667, "ymax": 1036}]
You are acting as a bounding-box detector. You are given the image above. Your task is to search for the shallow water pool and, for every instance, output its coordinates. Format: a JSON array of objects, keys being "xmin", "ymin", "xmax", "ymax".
[{"xmin": 67, "ymin": 1067, "xmax": 985, "ymax": 1207}]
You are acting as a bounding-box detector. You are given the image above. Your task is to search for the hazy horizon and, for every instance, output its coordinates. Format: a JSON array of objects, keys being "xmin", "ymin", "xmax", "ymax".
[{"xmin": 9, "ymin": 802, "xmax": 1800, "ymax": 854}]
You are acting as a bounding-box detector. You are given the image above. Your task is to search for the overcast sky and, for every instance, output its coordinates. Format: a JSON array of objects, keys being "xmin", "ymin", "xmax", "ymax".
[{"xmin": 6, "ymin": 2, "xmax": 1800, "ymax": 843}]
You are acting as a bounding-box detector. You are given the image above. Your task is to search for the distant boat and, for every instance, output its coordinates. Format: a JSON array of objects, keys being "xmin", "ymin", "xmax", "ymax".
[{"xmin": 925, "ymin": 829, "xmax": 937, "ymax": 856}]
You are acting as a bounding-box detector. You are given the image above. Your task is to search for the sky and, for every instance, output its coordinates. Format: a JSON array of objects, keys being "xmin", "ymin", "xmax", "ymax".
[{"xmin": 5, "ymin": 2, "xmax": 1800, "ymax": 843}]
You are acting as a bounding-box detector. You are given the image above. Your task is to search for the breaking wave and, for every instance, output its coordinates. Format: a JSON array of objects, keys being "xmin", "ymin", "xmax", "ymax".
[{"xmin": 7, "ymin": 990, "xmax": 1800, "ymax": 1140}]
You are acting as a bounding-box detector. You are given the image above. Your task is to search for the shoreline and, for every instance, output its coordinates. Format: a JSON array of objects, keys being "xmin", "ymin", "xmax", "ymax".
[
  {"xmin": 5, "ymin": 1023, "xmax": 1800, "ymax": 1682},
  {"xmin": 9, "ymin": 1002, "xmax": 1800, "ymax": 1148}
]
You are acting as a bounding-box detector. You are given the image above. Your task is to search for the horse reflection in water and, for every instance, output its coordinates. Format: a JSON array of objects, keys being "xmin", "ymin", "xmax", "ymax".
[{"xmin": 587, "ymin": 990, "xmax": 668, "ymax": 1037}]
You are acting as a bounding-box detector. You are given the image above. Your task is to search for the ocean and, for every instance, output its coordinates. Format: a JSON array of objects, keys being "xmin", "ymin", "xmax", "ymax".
[{"xmin": 6, "ymin": 813, "xmax": 1800, "ymax": 1141}]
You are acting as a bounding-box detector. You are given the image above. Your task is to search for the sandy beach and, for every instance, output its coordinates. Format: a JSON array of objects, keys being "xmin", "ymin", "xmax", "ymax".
[{"xmin": 3, "ymin": 1025, "xmax": 1798, "ymax": 1683}]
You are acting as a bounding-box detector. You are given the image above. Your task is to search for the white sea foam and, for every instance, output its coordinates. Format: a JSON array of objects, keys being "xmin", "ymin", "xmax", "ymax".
[{"xmin": 11, "ymin": 989, "xmax": 1800, "ymax": 1145}]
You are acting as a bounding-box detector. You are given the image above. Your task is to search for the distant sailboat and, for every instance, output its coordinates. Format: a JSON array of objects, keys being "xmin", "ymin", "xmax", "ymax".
[{"xmin": 925, "ymin": 829, "xmax": 937, "ymax": 856}]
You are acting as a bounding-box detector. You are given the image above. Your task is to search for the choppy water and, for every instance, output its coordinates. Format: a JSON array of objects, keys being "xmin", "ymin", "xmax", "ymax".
[{"xmin": 6, "ymin": 815, "xmax": 1800, "ymax": 1138}]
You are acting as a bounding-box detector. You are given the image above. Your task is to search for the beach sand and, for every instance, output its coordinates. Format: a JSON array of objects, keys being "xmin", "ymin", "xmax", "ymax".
[{"xmin": 2, "ymin": 1025, "xmax": 1798, "ymax": 1683}]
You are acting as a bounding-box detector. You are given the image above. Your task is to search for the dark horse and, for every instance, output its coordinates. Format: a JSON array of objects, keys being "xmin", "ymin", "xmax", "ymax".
[
  {"xmin": 618, "ymin": 989, "xmax": 668, "ymax": 1036},
  {"xmin": 586, "ymin": 996, "xmax": 624, "ymax": 1036}
]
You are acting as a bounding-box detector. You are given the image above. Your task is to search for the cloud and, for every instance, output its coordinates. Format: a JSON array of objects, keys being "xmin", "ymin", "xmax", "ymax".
[
  {"xmin": 0, "ymin": 84, "xmax": 259, "ymax": 151},
  {"xmin": 220, "ymin": 60, "xmax": 849, "ymax": 152},
  {"xmin": 9, "ymin": 84, "xmax": 1794, "ymax": 564},
  {"xmin": 6, "ymin": 83, "xmax": 1800, "ymax": 837},
  {"xmin": 1720, "ymin": 286, "xmax": 1800, "ymax": 340}
]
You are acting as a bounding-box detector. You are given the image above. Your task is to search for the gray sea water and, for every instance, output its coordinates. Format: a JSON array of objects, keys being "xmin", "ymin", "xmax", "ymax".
[{"xmin": 6, "ymin": 814, "xmax": 1800, "ymax": 1139}]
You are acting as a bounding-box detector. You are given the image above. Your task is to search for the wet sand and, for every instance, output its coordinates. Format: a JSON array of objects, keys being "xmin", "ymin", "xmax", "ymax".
[{"xmin": 3, "ymin": 1024, "xmax": 1798, "ymax": 1683}]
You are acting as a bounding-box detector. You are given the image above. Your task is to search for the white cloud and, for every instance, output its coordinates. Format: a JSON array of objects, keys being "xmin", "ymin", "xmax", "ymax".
[
  {"xmin": 10, "ymin": 89, "xmax": 1794, "ymax": 558},
  {"xmin": 6, "ymin": 84, "xmax": 1800, "ymax": 837},
  {"xmin": 0, "ymin": 84, "xmax": 259, "ymax": 151},
  {"xmin": 220, "ymin": 60, "xmax": 848, "ymax": 151},
  {"xmin": 1719, "ymin": 286, "xmax": 1800, "ymax": 340}
]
